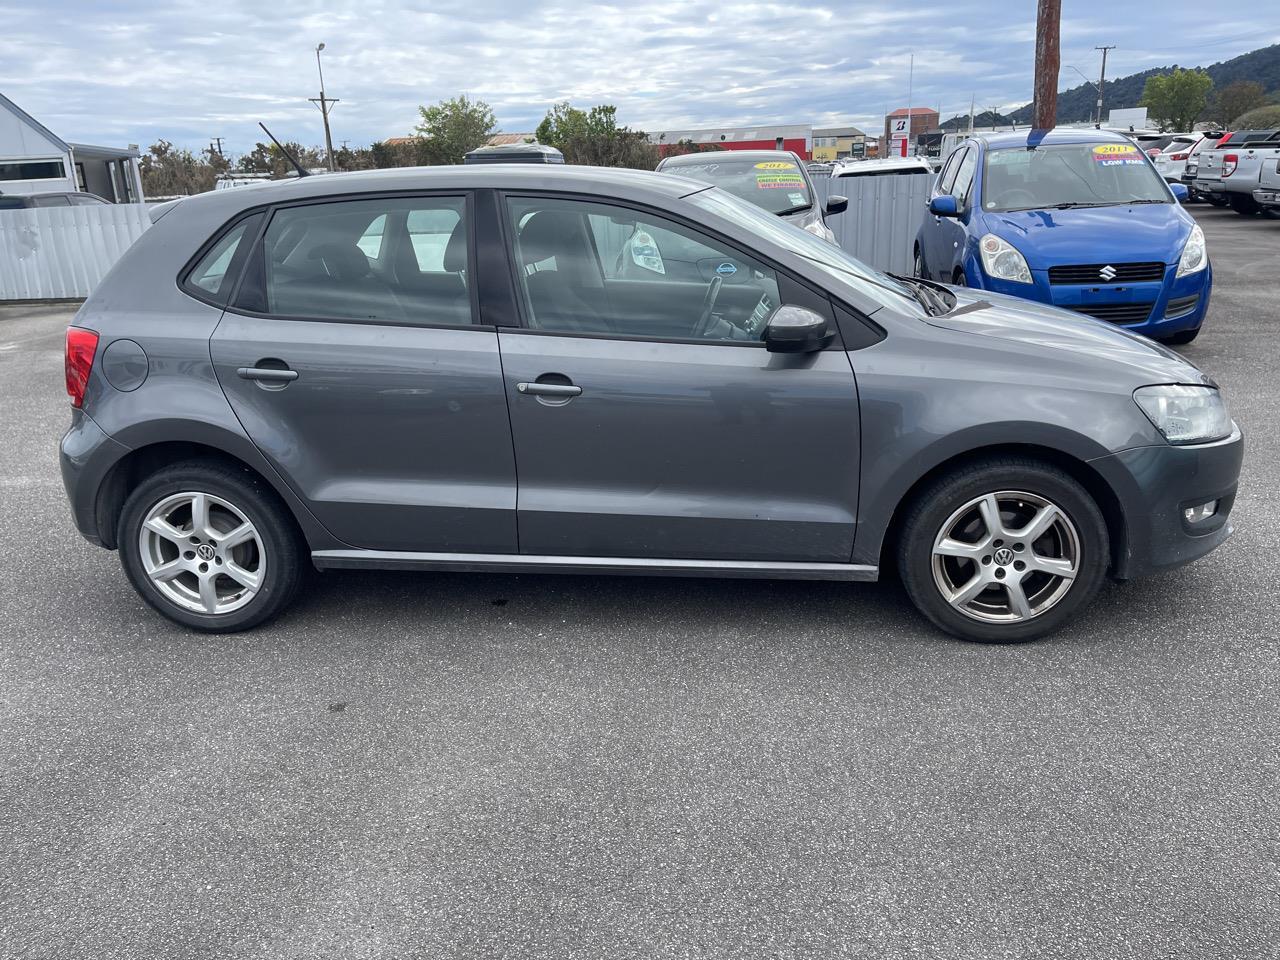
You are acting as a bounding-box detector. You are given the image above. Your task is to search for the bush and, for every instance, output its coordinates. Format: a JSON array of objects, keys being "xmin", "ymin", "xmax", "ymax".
[{"xmin": 1231, "ymin": 105, "xmax": 1280, "ymax": 128}]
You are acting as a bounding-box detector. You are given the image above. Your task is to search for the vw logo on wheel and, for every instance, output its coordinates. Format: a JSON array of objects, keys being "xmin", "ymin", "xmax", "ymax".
[
  {"xmin": 196, "ymin": 543, "xmax": 216, "ymax": 561},
  {"xmin": 993, "ymin": 547, "xmax": 1015, "ymax": 566},
  {"xmin": 1099, "ymin": 264, "xmax": 1117, "ymax": 281}
]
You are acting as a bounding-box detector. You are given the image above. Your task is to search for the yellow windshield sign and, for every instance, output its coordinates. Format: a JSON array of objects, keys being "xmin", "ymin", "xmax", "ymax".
[
  {"xmin": 754, "ymin": 161, "xmax": 796, "ymax": 169},
  {"xmin": 1092, "ymin": 144, "xmax": 1139, "ymax": 155}
]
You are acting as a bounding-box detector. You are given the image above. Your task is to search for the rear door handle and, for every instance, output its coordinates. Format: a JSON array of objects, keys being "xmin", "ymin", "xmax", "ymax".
[
  {"xmin": 516, "ymin": 382, "xmax": 582, "ymax": 398},
  {"xmin": 237, "ymin": 366, "xmax": 299, "ymax": 382}
]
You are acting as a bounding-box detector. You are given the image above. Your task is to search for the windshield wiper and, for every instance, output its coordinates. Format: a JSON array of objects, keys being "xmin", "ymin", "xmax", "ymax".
[
  {"xmin": 775, "ymin": 203, "xmax": 813, "ymax": 215},
  {"xmin": 889, "ymin": 274, "xmax": 950, "ymax": 316}
]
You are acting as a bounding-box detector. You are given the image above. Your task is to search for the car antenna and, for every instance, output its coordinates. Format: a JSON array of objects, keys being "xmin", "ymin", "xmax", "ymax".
[{"xmin": 258, "ymin": 122, "xmax": 310, "ymax": 178}]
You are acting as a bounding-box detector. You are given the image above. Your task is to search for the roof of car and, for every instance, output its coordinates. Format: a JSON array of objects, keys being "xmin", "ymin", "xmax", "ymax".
[
  {"xmin": 973, "ymin": 128, "xmax": 1137, "ymax": 149},
  {"xmin": 661, "ymin": 150, "xmax": 801, "ymax": 164},
  {"xmin": 169, "ymin": 163, "xmax": 711, "ymax": 218}
]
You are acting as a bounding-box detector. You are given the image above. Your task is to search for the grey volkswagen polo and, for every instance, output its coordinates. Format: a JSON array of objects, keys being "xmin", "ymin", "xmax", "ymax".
[{"xmin": 59, "ymin": 165, "xmax": 1243, "ymax": 643}]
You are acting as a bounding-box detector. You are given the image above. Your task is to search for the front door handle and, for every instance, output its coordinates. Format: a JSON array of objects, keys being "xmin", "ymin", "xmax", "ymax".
[
  {"xmin": 516, "ymin": 382, "xmax": 582, "ymax": 398},
  {"xmin": 237, "ymin": 366, "xmax": 299, "ymax": 383}
]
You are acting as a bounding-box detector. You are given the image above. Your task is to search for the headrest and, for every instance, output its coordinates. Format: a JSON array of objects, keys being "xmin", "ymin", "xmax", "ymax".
[
  {"xmin": 309, "ymin": 242, "xmax": 371, "ymax": 281},
  {"xmin": 443, "ymin": 219, "xmax": 468, "ymax": 272},
  {"xmin": 518, "ymin": 210, "xmax": 582, "ymax": 264}
]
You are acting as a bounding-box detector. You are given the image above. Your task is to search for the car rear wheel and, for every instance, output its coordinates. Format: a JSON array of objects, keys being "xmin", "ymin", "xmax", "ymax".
[
  {"xmin": 118, "ymin": 461, "xmax": 304, "ymax": 632},
  {"xmin": 1229, "ymin": 195, "xmax": 1260, "ymax": 215},
  {"xmin": 897, "ymin": 458, "xmax": 1109, "ymax": 643}
]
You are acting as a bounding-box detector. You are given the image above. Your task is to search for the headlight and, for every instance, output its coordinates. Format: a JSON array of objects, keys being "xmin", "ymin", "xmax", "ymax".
[
  {"xmin": 1176, "ymin": 223, "xmax": 1207, "ymax": 277},
  {"xmin": 979, "ymin": 233, "xmax": 1032, "ymax": 284},
  {"xmin": 1133, "ymin": 384, "xmax": 1232, "ymax": 444}
]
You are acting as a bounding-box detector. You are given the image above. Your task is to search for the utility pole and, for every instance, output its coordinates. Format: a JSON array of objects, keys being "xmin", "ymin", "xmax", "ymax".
[
  {"xmin": 905, "ymin": 53, "xmax": 914, "ymax": 158},
  {"xmin": 211, "ymin": 137, "xmax": 224, "ymax": 157},
  {"xmin": 309, "ymin": 42, "xmax": 338, "ymax": 172},
  {"xmin": 1094, "ymin": 45, "xmax": 1116, "ymax": 128},
  {"xmin": 1033, "ymin": 0, "xmax": 1061, "ymax": 130}
]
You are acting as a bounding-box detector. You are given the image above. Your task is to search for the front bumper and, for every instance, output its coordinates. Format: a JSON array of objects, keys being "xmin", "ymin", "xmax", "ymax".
[
  {"xmin": 966, "ymin": 261, "xmax": 1212, "ymax": 339},
  {"xmin": 1089, "ymin": 425, "xmax": 1244, "ymax": 580}
]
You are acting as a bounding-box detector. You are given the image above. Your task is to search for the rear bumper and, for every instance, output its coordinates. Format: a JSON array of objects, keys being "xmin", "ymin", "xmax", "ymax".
[
  {"xmin": 60, "ymin": 408, "xmax": 130, "ymax": 547},
  {"xmin": 1089, "ymin": 425, "xmax": 1244, "ymax": 580},
  {"xmin": 1254, "ymin": 188, "xmax": 1280, "ymax": 208}
]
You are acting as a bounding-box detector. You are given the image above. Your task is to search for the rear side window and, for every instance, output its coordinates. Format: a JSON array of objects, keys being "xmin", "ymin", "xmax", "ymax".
[
  {"xmin": 184, "ymin": 214, "xmax": 262, "ymax": 306},
  {"xmin": 239, "ymin": 195, "xmax": 472, "ymax": 327}
]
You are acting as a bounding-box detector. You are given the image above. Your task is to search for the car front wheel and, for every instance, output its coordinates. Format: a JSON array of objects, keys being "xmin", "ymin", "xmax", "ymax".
[
  {"xmin": 117, "ymin": 461, "xmax": 304, "ymax": 632},
  {"xmin": 897, "ymin": 458, "xmax": 1109, "ymax": 643}
]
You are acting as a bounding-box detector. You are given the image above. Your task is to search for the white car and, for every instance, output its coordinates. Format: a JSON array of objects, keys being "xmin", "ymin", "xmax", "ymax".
[
  {"xmin": 1151, "ymin": 134, "xmax": 1202, "ymax": 183},
  {"xmin": 832, "ymin": 156, "xmax": 934, "ymax": 179}
]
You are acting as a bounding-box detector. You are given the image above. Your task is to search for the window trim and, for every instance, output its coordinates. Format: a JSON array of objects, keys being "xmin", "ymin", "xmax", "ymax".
[
  {"xmin": 224, "ymin": 189, "xmax": 486, "ymax": 331},
  {"xmin": 493, "ymin": 189, "xmax": 859, "ymax": 350}
]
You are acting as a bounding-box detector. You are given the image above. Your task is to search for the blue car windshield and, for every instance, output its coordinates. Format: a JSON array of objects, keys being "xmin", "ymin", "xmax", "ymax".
[
  {"xmin": 688, "ymin": 187, "xmax": 923, "ymax": 315},
  {"xmin": 982, "ymin": 142, "xmax": 1170, "ymax": 212}
]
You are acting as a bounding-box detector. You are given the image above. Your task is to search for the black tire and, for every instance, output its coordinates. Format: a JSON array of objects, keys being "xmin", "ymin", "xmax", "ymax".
[
  {"xmin": 1207, "ymin": 195, "xmax": 1229, "ymax": 208},
  {"xmin": 117, "ymin": 460, "xmax": 304, "ymax": 632},
  {"xmin": 952, "ymin": 267, "xmax": 967, "ymax": 288},
  {"xmin": 897, "ymin": 457, "xmax": 1109, "ymax": 644},
  {"xmin": 1160, "ymin": 326, "xmax": 1201, "ymax": 345},
  {"xmin": 914, "ymin": 246, "xmax": 927, "ymax": 279},
  {"xmin": 1229, "ymin": 194, "xmax": 1260, "ymax": 215}
]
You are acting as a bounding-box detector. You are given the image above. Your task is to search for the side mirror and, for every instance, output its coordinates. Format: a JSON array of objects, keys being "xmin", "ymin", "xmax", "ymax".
[
  {"xmin": 763, "ymin": 305, "xmax": 834, "ymax": 354},
  {"xmin": 825, "ymin": 194, "xmax": 848, "ymax": 215},
  {"xmin": 1169, "ymin": 183, "xmax": 1189, "ymax": 202},
  {"xmin": 929, "ymin": 195, "xmax": 960, "ymax": 217}
]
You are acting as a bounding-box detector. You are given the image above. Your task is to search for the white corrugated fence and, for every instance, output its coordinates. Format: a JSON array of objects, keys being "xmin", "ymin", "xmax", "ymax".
[
  {"xmin": 809, "ymin": 170, "xmax": 933, "ymax": 275},
  {"xmin": 0, "ymin": 204, "xmax": 151, "ymax": 300}
]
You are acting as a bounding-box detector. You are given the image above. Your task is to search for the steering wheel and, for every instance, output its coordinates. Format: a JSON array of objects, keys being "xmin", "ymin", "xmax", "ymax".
[{"xmin": 692, "ymin": 276, "xmax": 723, "ymax": 338}]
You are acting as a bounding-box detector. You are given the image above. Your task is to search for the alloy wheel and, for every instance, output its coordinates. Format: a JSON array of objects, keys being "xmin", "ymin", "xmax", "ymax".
[
  {"xmin": 930, "ymin": 490, "xmax": 1080, "ymax": 623},
  {"xmin": 137, "ymin": 491, "xmax": 266, "ymax": 615}
]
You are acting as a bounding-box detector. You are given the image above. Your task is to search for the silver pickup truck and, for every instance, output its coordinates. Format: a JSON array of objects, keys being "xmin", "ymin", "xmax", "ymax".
[
  {"xmin": 1193, "ymin": 128, "xmax": 1280, "ymax": 214},
  {"xmin": 1254, "ymin": 155, "xmax": 1280, "ymax": 211}
]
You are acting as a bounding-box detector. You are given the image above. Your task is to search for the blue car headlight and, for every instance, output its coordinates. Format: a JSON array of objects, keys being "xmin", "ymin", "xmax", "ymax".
[
  {"xmin": 979, "ymin": 233, "xmax": 1032, "ymax": 284},
  {"xmin": 1134, "ymin": 384, "xmax": 1232, "ymax": 444},
  {"xmin": 1176, "ymin": 224, "xmax": 1208, "ymax": 277}
]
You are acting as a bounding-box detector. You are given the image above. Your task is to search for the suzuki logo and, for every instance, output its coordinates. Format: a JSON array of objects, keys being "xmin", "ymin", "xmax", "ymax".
[{"xmin": 1099, "ymin": 265, "xmax": 1118, "ymax": 281}]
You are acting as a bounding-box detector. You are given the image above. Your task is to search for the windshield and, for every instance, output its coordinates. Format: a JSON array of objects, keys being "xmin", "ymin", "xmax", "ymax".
[
  {"xmin": 982, "ymin": 142, "xmax": 1170, "ymax": 212},
  {"xmin": 688, "ymin": 187, "xmax": 924, "ymax": 315},
  {"xmin": 664, "ymin": 157, "xmax": 813, "ymax": 215}
]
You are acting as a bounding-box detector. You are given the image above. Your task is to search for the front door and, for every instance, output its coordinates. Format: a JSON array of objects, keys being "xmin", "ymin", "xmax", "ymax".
[
  {"xmin": 495, "ymin": 195, "xmax": 861, "ymax": 562},
  {"xmin": 209, "ymin": 193, "xmax": 518, "ymax": 553}
]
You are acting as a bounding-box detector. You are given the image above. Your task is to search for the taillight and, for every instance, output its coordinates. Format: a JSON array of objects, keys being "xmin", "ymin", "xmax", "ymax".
[
  {"xmin": 65, "ymin": 326, "xmax": 99, "ymax": 408},
  {"xmin": 1170, "ymin": 152, "xmax": 1189, "ymax": 161},
  {"xmin": 1222, "ymin": 154, "xmax": 1238, "ymax": 176}
]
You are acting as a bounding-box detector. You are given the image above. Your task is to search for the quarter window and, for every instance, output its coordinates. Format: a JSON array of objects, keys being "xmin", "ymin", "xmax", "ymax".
[
  {"xmin": 951, "ymin": 149, "xmax": 978, "ymax": 205},
  {"xmin": 506, "ymin": 196, "xmax": 782, "ymax": 343},
  {"xmin": 185, "ymin": 214, "xmax": 262, "ymax": 305},
  {"xmin": 255, "ymin": 196, "xmax": 471, "ymax": 326}
]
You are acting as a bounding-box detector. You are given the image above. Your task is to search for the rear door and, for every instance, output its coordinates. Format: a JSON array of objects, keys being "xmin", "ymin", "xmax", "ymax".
[
  {"xmin": 208, "ymin": 192, "xmax": 518, "ymax": 553},
  {"xmin": 493, "ymin": 193, "xmax": 861, "ymax": 563}
]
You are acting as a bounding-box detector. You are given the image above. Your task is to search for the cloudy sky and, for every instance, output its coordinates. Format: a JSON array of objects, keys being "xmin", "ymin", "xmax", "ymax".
[{"xmin": 1, "ymin": 1, "xmax": 1274, "ymax": 156}]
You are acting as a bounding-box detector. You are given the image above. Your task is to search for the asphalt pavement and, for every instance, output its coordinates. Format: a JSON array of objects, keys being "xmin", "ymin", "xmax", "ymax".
[{"xmin": 0, "ymin": 205, "xmax": 1276, "ymax": 959}]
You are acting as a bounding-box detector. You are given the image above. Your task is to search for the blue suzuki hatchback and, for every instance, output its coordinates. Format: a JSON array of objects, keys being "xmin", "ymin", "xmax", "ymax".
[{"xmin": 914, "ymin": 130, "xmax": 1210, "ymax": 344}]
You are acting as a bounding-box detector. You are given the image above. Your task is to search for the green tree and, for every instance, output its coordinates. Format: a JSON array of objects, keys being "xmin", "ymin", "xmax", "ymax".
[
  {"xmin": 1231, "ymin": 104, "xmax": 1280, "ymax": 129},
  {"xmin": 414, "ymin": 94, "xmax": 497, "ymax": 164},
  {"xmin": 1139, "ymin": 68, "xmax": 1213, "ymax": 131},
  {"xmin": 535, "ymin": 102, "xmax": 659, "ymax": 169},
  {"xmin": 1212, "ymin": 80, "xmax": 1268, "ymax": 126},
  {"xmin": 236, "ymin": 141, "xmax": 326, "ymax": 177},
  {"xmin": 139, "ymin": 140, "xmax": 224, "ymax": 197}
]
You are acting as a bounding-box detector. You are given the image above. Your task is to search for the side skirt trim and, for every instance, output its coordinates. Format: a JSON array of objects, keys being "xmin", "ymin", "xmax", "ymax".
[{"xmin": 311, "ymin": 549, "xmax": 879, "ymax": 582}]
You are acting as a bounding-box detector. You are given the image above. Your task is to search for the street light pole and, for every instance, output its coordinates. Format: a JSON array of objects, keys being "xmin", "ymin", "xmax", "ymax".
[{"xmin": 309, "ymin": 42, "xmax": 338, "ymax": 172}]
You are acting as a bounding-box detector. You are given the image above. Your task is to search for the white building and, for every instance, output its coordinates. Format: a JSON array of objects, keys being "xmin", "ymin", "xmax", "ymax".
[{"xmin": 0, "ymin": 91, "xmax": 144, "ymax": 202}]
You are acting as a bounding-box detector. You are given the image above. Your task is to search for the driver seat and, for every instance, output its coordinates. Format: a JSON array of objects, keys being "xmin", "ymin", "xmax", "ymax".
[{"xmin": 518, "ymin": 211, "xmax": 611, "ymax": 333}]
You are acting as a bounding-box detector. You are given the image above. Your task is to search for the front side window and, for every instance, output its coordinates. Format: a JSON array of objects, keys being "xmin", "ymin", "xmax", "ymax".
[
  {"xmin": 660, "ymin": 156, "xmax": 813, "ymax": 215},
  {"xmin": 507, "ymin": 196, "xmax": 782, "ymax": 343},
  {"xmin": 981, "ymin": 142, "xmax": 1169, "ymax": 212},
  {"xmin": 255, "ymin": 196, "xmax": 471, "ymax": 326}
]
